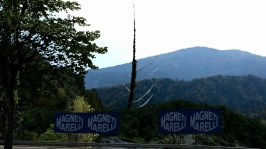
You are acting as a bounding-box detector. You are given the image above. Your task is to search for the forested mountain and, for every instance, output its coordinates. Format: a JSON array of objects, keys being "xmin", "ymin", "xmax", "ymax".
[
  {"xmin": 96, "ymin": 75, "xmax": 266, "ymax": 118},
  {"xmin": 85, "ymin": 46, "xmax": 266, "ymax": 89}
]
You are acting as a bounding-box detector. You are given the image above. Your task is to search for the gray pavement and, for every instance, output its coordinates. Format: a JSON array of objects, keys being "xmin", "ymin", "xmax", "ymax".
[
  {"xmin": 0, "ymin": 146, "xmax": 117, "ymax": 149},
  {"xmin": 0, "ymin": 146, "xmax": 50, "ymax": 149}
]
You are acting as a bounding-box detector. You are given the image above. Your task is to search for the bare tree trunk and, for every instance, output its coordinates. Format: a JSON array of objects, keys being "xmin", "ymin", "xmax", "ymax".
[
  {"xmin": 4, "ymin": 91, "xmax": 15, "ymax": 149},
  {"xmin": 127, "ymin": 18, "xmax": 137, "ymax": 109},
  {"xmin": 1, "ymin": 67, "xmax": 18, "ymax": 149},
  {"xmin": 2, "ymin": 77, "xmax": 16, "ymax": 149}
]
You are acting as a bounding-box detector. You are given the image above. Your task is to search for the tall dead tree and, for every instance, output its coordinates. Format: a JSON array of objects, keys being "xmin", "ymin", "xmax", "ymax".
[
  {"xmin": 126, "ymin": 2, "xmax": 158, "ymax": 109},
  {"xmin": 127, "ymin": 15, "xmax": 137, "ymax": 109}
]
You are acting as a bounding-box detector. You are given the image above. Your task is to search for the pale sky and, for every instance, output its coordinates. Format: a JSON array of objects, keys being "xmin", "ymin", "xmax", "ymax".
[{"xmin": 72, "ymin": 0, "xmax": 266, "ymax": 68}]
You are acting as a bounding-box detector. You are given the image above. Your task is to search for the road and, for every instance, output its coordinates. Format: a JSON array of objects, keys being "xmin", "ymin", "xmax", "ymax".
[
  {"xmin": 0, "ymin": 146, "xmax": 119, "ymax": 149},
  {"xmin": 0, "ymin": 146, "xmax": 90, "ymax": 149},
  {"xmin": 0, "ymin": 146, "xmax": 50, "ymax": 149}
]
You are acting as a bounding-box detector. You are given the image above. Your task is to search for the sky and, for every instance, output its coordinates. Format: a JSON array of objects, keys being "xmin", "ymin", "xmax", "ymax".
[{"xmin": 71, "ymin": 0, "xmax": 266, "ymax": 68}]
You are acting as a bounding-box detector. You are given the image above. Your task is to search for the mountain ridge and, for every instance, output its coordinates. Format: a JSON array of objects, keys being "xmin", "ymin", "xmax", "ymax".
[
  {"xmin": 96, "ymin": 75, "xmax": 266, "ymax": 116},
  {"xmin": 85, "ymin": 46, "xmax": 266, "ymax": 89}
]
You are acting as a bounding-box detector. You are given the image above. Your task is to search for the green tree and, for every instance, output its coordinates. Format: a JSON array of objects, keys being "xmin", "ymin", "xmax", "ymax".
[
  {"xmin": 40, "ymin": 96, "xmax": 98, "ymax": 142},
  {"xmin": 84, "ymin": 89, "xmax": 107, "ymax": 112},
  {"xmin": 39, "ymin": 124, "xmax": 68, "ymax": 142},
  {"xmin": 0, "ymin": 0, "xmax": 107, "ymax": 148},
  {"xmin": 14, "ymin": 58, "xmax": 87, "ymax": 140},
  {"xmin": 70, "ymin": 96, "xmax": 98, "ymax": 142},
  {"xmin": 70, "ymin": 96, "xmax": 94, "ymax": 112}
]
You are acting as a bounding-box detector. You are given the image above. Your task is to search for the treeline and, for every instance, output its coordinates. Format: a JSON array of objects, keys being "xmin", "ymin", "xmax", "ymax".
[
  {"xmin": 97, "ymin": 75, "xmax": 266, "ymax": 118},
  {"xmin": 118, "ymin": 100, "xmax": 266, "ymax": 148}
]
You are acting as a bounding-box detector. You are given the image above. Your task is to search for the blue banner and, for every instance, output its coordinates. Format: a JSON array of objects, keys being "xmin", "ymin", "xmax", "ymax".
[
  {"xmin": 54, "ymin": 112, "xmax": 119, "ymax": 134},
  {"xmin": 159, "ymin": 109, "xmax": 221, "ymax": 134}
]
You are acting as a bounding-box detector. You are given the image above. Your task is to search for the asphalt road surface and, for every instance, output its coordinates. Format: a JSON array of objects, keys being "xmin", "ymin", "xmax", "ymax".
[
  {"xmin": 0, "ymin": 146, "xmax": 121, "ymax": 149},
  {"xmin": 0, "ymin": 146, "xmax": 50, "ymax": 149}
]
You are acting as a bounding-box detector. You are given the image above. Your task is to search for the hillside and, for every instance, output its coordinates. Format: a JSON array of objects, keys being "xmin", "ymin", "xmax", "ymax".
[
  {"xmin": 95, "ymin": 75, "xmax": 266, "ymax": 118},
  {"xmin": 85, "ymin": 46, "xmax": 266, "ymax": 89}
]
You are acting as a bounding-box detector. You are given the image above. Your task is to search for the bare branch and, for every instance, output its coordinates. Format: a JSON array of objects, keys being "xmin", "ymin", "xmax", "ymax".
[
  {"xmin": 137, "ymin": 55, "xmax": 159, "ymax": 72},
  {"xmin": 137, "ymin": 67, "xmax": 159, "ymax": 83},
  {"xmin": 122, "ymin": 84, "xmax": 130, "ymax": 92},
  {"xmin": 150, "ymin": 67, "xmax": 159, "ymax": 76},
  {"xmin": 138, "ymin": 94, "xmax": 153, "ymax": 108},
  {"xmin": 133, "ymin": 83, "xmax": 155, "ymax": 103}
]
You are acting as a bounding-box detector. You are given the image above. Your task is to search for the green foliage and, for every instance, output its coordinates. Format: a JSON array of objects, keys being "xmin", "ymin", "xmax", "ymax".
[
  {"xmin": 15, "ymin": 130, "xmax": 39, "ymax": 141},
  {"xmin": 84, "ymin": 89, "xmax": 107, "ymax": 112},
  {"xmin": 220, "ymin": 107, "xmax": 266, "ymax": 148},
  {"xmin": 0, "ymin": 1, "xmax": 107, "ymax": 147},
  {"xmin": 39, "ymin": 124, "xmax": 68, "ymax": 142},
  {"xmin": 12, "ymin": 70, "xmax": 107, "ymax": 141},
  {"xmin": 0, "ymin": 0, "xmax": 107, "ymax": 74},
  {"xmin": 39, "ymin": 124, "xmax": 99, "ymax": 143},
  {"xmin": 20, "ymin": 108, "xmax": 54, "ymax": 135},
  {"xmin": 119, "ymin": 100, "xmax": 266, "ymax": 148},
  {"xmin": 98, "ymin": 75, "xmax": 266, "ymax": 118},
  {"xmin": 1, "ymin": 0, "xmax": 107, "ymax": 147},
  {"xmin": 39, "ymin": 96, "xmax": 99, "ymax": 142},
  {"xmin": 69, "ymin": 96, "xmax": 94, "ymax": 112},
  {"xmin": 13, "ymin": 61, "xmax": 86, "ymax": 140}
]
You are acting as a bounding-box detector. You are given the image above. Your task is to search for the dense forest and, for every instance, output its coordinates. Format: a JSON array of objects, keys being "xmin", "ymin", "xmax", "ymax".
[
  {"xmin": 97, "ymin": 75, "xmax": 266, "ymax": 119},
  {"xmin": 119, "ymin": 100, "xmax": 266, "ymax": 148}
]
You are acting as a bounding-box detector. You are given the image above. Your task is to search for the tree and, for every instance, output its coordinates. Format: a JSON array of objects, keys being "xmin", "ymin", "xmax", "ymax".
[
  {"xmin": 39, "ymin": 96, "xmax": 98, "ymax": 143},
  {"xmin": 15, "ymin": 59, "xmax": 86, "ymax": 140},
  {"xmin": 126, "ymin": 3, "xmax": 157, "ymax": 109},
  {"xmin": 84, "ymin": 89, "xmax": 107, "ymax": 112},
  {"xmin": 127, "ymin": 16, "xmax": 137, "ymax": 109},
  {"xmin": 0, "ymin": 0, "xmax": 107, "ymax": 148},
  {"xmin": 69, "ymin": 96, "xmax": 98, "ymax": 142}
]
